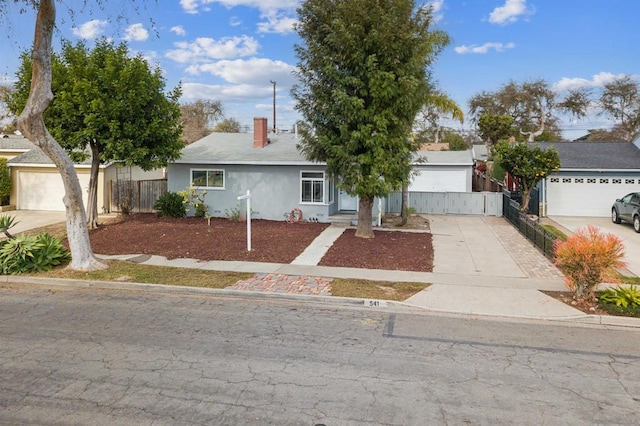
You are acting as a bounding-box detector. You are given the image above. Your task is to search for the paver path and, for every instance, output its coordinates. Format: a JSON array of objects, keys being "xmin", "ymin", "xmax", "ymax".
[{"xmin": 228, "ymin": 273, "xmax": 333, "ymax": 295}]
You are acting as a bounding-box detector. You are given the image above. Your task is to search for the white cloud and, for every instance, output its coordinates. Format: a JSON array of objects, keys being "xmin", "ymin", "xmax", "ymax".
[
  {"xmin": 488, "ymin": 0, "xmax": 535, "ymax": 25},
  {"xmin": 166, "ymin": 36, "xmax": 260, "ymax": 63},
  {"xmin": 180, "ymin": 0, "xmax": 298, "ymax": 14},
  {"xmin": 454, "ymin": 42, "xmax": 515, "ymax": 54},
  {"xmin": 72, "ymin": 19, "xmax": 108, "ymax": 39},
  {"xmin": 257, "ymin": 10, "xmax": 297, "ymax": 34},
  {"xmin": 186, "ymin": 58, "xmax": 296, "ymax": 86},
  {"xmin": 183, "ymin": 82, "xmax": 271, "ymax": 100},
  {"xmin": 427, "ymin": 0, "xmax": 445, "ymax": 23},
  {"xmin": 229, "ymin": 16, "xmax": 242, "ymax": 27},
  {"xmin": 170, "ymin": 25, "xmax": 186, "ymax": 36},
  {"xmin": 553, "ymin": 72, "xmax": 631, "ymax": 91},
  {"xmin": 124, "ymin": 23, "xmax": 149, "ymax": 42},
  {"xmin": 180, "ymin": 0, "xmax": 201, "ymax": 14}
]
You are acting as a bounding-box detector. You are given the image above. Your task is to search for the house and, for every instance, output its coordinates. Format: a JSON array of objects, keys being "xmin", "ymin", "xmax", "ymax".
[
  {"xmin": 168, "ymin": 117, "xmax": 474, "ymax": 223},
  {"xmin": 537, "ymin": 140, "xmax": 640, "ymax": 217},
  {"xmin": 2, "ymin": 135, "xmax": 165, "ymax": 212}
]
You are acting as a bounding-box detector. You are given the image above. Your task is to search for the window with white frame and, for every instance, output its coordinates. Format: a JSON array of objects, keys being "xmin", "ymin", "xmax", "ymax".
[
  {"xmin": 301, "ymin": 171, "xmax": 325, "ymax": 204},
  {"xmin": 191, "ymin": 169, "xmax": 224, "ymax": 189}
]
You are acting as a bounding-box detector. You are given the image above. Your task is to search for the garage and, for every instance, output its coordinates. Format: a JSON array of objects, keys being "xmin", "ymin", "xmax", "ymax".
[
  {"xmin": 537, "ymin": 141, "xmax": 640, "ymax": 218},
  {"xmin": 410, "ymin": 170, "xmax": 468, "ymax": 192},
  {"xmin": 17, "ymin": 170, "xmax": 90, "ymax": 211},
  {"xmin": 546, "ymin": 175, "xmax": 640, "ymax": 217}
]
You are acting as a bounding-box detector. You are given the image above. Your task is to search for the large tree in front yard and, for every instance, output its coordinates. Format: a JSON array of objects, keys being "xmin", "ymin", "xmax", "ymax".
[
  {"xmin": 292, "ymin": 0, "xmax": 449, "ymax": 238},
  {"xmin": 10, "ymin": 38, "xmax": 184, "ymax": 228},
  {"xmin": 492, "ymin": 140, "xmax": 560, "ymax": 213},
  {"xmin": 10, "ymin": 0, "xmax": 105, "ymax": 271}
]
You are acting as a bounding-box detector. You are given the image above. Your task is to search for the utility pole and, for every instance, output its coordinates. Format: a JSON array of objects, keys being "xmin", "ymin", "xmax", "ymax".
[{"xmin": 270, "ymin": 80, "xmax": 276, "ymax": 133}]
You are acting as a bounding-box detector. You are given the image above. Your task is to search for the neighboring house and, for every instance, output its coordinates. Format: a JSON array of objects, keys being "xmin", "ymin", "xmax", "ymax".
[
  {"xmin": 168, "ymin": 117, "xmax": 474, "ymax": 223},
  {"xmin": 2, "ymin": 135, "xmax": 164, "ymax": 212},
  {"xmin": 409, "ymin": 149, "xmax": 473, "ymax": 193},
  {"xmin": 471, "ymin": 144, "xmax": 488, "ymax": 166},
  {"xmin": 537, "ymin": 141, "xmax": 640, "ymax": 217}
]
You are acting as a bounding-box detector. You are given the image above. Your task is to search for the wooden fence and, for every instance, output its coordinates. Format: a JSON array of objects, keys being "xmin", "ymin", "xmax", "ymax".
[{"xmin": 109, "ymin": 179, "xmax": 167, "ymax": 213}]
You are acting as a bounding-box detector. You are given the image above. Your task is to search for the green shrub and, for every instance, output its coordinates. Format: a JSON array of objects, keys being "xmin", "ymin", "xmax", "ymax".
[
  {"xmin": 225, "ymin": 205, "xmax": 241, "ymax": 222},
  {"xmin": 0, "ymin": 233, "xmax": 70, "ymax": 274},
  {"xmin": 598, "ymin": 285, "xmax": 640, "ymax": 308},
  {"xmin": 153, "ymin": 192, "xmax": 186, "ymax": 218},
  {"xmin": 554, "ymin": 225, "xmax": 626, "ymax": 301},
  {"xmin": 0, "ymin": 158, "xmax": 11, "ymax": 205},
  {"xmin": 195, "ymin": 203, "xmax": 207, "ymax": 218},
  {"xmin": 178, "ymin": 187, "xmax": 210, "ymax": 219},
  {"xmin": 0, "ymin": 214, "xmax": 18, "ymax": 239}
]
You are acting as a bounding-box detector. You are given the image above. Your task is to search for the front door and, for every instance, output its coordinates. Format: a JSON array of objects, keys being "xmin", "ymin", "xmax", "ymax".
[{"xmin": 339, "ymin": 189, "xmax": 358, "ymax": 211}]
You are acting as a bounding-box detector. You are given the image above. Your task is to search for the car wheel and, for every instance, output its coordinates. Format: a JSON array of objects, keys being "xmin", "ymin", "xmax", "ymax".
[
  {"xmin": 634, "ymin": 216, "xmax": 640, "ymax": 233},
  {"xmin": 612, "ymin": 208, "xmax": 621, "ymax": 224}
]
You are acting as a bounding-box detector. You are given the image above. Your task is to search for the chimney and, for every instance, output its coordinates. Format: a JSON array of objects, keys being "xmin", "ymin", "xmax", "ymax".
[{"xmin": 253, "ymin": 117, "xmax": 268, "ymax": 149}]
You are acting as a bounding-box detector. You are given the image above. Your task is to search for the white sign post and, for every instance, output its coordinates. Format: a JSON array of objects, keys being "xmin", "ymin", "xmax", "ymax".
[{"xmin": 237, "ymin": 190, "xmax": 252, "ymax": 251}]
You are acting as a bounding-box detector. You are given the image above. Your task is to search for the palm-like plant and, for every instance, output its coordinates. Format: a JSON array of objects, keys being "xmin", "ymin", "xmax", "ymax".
[{"xmin": 0, "ymin": 214, "xmax": 18, "ymax": 239}]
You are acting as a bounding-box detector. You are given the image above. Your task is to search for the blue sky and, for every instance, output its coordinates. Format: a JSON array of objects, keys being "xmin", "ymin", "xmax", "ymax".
[{"xmin": 1, "ymin": 0, "xmax": 638, "ymax": 139}]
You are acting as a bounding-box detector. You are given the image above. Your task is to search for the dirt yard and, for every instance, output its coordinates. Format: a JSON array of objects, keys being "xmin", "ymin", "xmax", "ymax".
[{"xmin": 88, "ymin": 213, "xmax": 434, "ymax": 272}]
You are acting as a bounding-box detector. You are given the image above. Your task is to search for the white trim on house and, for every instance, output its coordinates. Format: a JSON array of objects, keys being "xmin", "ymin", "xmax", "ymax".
[
  {"xmin": 300, "ymin": 170, "xmax": 326, "ymax": 205},
  {"xmin": 190, "ymin": 168, "xmax": 225, "ymax": 190}
]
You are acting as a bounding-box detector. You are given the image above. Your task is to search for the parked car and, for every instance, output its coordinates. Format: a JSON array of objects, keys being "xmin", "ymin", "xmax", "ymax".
[{"xmin": 612, "ymin": 192, "xmax": 640, "ymax": 232}]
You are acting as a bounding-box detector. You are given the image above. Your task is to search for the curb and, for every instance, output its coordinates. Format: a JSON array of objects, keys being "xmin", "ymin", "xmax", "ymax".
[{"xmin": 4, "ymin": 275, "xmax": 640, "ymax": 328}]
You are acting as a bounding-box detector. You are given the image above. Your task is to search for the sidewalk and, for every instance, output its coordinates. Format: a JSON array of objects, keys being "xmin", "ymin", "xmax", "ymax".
[{"xmin": 91, "ymin": 215, "xmax": 640, "ymax": 328}]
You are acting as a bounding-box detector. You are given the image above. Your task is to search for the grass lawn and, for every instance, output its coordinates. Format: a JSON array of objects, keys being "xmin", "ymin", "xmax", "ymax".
[{"xmin": 33, "ymin": 260, "xmax": 429, "ymax": 302}]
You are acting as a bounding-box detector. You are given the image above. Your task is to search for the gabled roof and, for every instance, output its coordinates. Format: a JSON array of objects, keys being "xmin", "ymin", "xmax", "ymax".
[
  {"xmin": 175, "ymin": 131, "xmax": 474, "ymax": 166},
  {"xmin": 0, "ymin": 135, "xmax": 35, "ymax": 151},
  {"xmin": 2, "ymin": 136, "xmax": 93, "ymax": 167},
  {"xmin": 536, "ymin": 141, "xmax": 640, "ymax": 171},
  {"xmin": 414, "ymin": 149, "xmax": 473, "ymax": 166}
]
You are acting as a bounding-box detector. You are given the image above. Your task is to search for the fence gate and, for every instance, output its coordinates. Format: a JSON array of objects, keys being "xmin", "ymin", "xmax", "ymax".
[
  {"xmin": 110, "ymin": 179, "xmax": 167, "ymax": 213},
  {"xmin": 387, "ymin": 192, "xmax": 503, "ymax": 216}
]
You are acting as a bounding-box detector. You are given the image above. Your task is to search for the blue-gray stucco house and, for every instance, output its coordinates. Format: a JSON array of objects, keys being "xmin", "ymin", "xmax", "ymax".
[{"xmin": 167, "ymin": 117, "xmax": 473, "ymax": 223}]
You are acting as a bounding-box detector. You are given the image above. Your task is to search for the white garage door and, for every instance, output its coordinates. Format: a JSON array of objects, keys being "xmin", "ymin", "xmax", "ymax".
[
  {"xmin": 17, "ymin": 171, "xmax": 90, "ymax": 211},
  {"xmin": 410, "ymin": 170, "xmax": 467, "ymax": 192},
  {"xmin": 547, "ymin": 175, "xmax": 640, "ymax": 217}
]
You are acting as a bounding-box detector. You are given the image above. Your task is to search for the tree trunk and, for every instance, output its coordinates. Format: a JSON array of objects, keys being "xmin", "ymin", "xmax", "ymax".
[
  {"xmin": 16, "ymin": 0, "xmax": 106, "ymax": 272},
  {"xmin": 355, "ymin": 195, "xmax": 374, "ymax": 238},
  {"xmin": 86, "ymin": 140, "xmax": 100, "ymax": 229},
  {"xmin": 400, "ymin": 184, "xmax": 408, "ymax": 226},
  {"xmin": 520, "ymin": 183, "xmax": 531, "ymax": 214}
]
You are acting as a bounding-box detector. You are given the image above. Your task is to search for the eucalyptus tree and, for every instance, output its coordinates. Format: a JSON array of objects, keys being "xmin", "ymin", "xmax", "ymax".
[
  {"xmin": 599, "ymin": 75, "xmax": 640, "ymax": 142},
  {"xmin": 293, "ymin": 0, "xmax": 450, "ymax": 237},
  {"xmin": 469, "ymin": 79, "xmax": 589, "ymax": 142}
]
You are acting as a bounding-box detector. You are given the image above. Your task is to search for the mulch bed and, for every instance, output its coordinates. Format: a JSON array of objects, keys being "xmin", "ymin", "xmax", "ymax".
[
  {"xmin": 88, "ymin": 213, "xmax": 435, "ymax": 271},
  {"xmin": 89, "ymin": 214, "xmax": 329, "ymax": 264},
  {"xmin": 318, "ymin": 229, "xmax": 434, "ymax": 272}
]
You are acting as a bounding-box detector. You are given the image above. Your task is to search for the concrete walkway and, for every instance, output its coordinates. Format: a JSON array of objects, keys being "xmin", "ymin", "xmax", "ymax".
[
  {"xmin": 93, "ymin": 215, "xmax": 640, "ymax": 328},
  {"xmin": 6, "ymin": 211, "xmax": 638, "ymax": 327}
]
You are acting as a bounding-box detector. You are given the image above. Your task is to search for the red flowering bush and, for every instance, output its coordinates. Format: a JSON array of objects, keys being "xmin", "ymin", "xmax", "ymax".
[{"xmin": 554, "ymin": 225, "xmax": 626, "ymax": 301}]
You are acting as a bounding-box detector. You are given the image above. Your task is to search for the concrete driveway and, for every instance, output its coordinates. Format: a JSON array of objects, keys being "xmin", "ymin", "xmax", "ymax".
[
  {"xmin": 550, "ymin": 216, "xmax": 640, "ymax": 277},
  {"xmin": 0, "ymin": 210, "xmax": 66, "ymax": 236}
]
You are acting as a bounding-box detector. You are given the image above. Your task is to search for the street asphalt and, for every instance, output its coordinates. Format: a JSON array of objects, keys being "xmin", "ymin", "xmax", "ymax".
[{"xmin": 3, "ymin": 210, "xmax": 640, "ymax": 328}]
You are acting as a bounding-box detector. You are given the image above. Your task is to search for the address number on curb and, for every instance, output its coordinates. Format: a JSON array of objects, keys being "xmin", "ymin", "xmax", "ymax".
[{"xmin": 364, "ymin": 299, "xmax": 388, "ymax": 308}]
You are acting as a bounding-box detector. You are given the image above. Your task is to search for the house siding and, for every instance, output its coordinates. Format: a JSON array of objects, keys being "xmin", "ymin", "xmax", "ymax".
[{"xmin": 168, "ymin": 163, "xmax": 335, "ymax": 222}]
